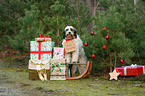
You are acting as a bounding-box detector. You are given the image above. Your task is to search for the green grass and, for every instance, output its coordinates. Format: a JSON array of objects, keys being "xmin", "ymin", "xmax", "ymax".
[{"xmin": 1, "ymin": 67, "xmax": 145, "ymax": 96}]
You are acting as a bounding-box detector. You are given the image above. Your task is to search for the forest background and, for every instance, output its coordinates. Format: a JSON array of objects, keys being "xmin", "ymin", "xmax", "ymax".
[{"xmin": 0, "ymin": 0, "xmax": 145, "ymax": 76}]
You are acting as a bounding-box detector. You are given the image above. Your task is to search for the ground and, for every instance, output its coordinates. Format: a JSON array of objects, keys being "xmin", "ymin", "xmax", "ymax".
[{"xmin": 1, "ymin": 60, "xmax": 145, "ymax": 96}]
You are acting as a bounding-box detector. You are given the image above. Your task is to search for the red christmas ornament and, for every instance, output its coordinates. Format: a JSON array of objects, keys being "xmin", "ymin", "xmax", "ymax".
[
  {"xmin": 120, "ymin": 59, "xmax": 124, "ymax": 63},
  {"xmin": 90, "ymin": 31, "xmax": 94, "ymax": 35},
  {"xmin": 84, "ymin": 42, "xmax": 88, "ymax": 46},
  {"xmin": 103, "ymin": 27, "xmax": 107, "ymax": 30},
  {"xmin": 102, "ymin": 45, "xmax": 107, "ymax": 49},
  {"xmin": 91, "ymin": 54, "xmax": 96, "ymax": 58},
  {"xmin": 105, "ymin": 36, "xmax": 109, "ymax": 40}
]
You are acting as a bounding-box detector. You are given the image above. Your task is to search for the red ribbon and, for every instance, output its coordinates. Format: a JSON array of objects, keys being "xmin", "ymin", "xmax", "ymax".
[
  {"xmin": 65, "ymin": 38, "xmax": 74, "ymax": 42},
  {"xmin": 30, "ymin": 42, "xmax": 52, "ymax": 60},
  {"xmin": 39, "ymin": 34, "xmax": 50, "ymax": 41},
  {"xmin": 39, "ymin": 34, "xmax": 43, "ymax": 38}
]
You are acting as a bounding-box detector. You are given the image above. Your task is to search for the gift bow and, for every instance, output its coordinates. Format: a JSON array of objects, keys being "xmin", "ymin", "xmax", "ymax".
[
  {"xmin": 30, "ymin": 60, "xmax": 49, "ymax": 70},
  {"xmin": 50, "ymin": 63, "xmax": 61, "ymax": 73},
  {"xmin": 39, "ymin": 34, "xmax": 50, "ymax": 41},
  {"xmin": 131, "ymin": 64, "xmax": 138, "ymax": 67}
]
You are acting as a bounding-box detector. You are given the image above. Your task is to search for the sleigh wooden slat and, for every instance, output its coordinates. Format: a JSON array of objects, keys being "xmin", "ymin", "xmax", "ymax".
[{"xmin": 67, "ymin": 63, "xmax": 88, "ymax": 65}]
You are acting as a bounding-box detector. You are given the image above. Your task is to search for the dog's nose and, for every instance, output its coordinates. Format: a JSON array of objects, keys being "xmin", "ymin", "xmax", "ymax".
[{"xmin": 69, "ymin": 32, "xmax": 71, "ymax": 34}]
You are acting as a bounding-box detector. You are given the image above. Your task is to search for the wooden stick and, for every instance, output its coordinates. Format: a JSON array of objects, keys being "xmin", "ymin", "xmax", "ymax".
[{"xmin": 67, "ymin": 63, "xmax": 87, "ymax": 65}]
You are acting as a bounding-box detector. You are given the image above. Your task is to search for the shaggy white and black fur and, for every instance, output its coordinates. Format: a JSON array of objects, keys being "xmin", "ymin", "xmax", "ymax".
[{"xmin": 62, "ymin": 26, "xmax": 87, "ymax": 75}]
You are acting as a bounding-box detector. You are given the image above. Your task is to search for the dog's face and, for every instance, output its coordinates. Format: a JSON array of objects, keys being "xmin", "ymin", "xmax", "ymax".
[{"xmin": 63, "ymin": 26, "xmax": 77, "ymax": 39}]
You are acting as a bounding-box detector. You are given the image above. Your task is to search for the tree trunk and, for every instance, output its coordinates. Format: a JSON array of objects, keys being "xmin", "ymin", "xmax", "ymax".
[
  {"xmin": 109, "ymin": 49, "xmax": 113, "ymax": 72},
  {"xmin": 57, "ymin": 14, "xmax": 59, "ymax": 46},
  {"xmin": 57, "ymin": 14, "xmax": 59, "ymax": 36},
  {"xmin": 85, "ymin": 0, "xmax": 94, "ymax": 31},
  {"xmin": 77, "ymin": 0, "xmax": 81, "ymax": 36},
  {"xmin": 107, "ymin": 42, "xmax": 113, "ymax": 72},
  {"xmin": 134, "ymin": 0, "xmax": 139, "ymax": 12},
  {"xmin": 27, "ymin": 24, "xmax": 30, "ymax": 42},
  {"xmin": 134, "ymin": 0, "xmax": 139, "ymax": 5},
  {"xmin": 86, "ymin": 0, "xmax": 93, "ymax": 14},
  {"xmin": 136, "ymin": 47, "xmax": 141, "ymax": 64},
  {"xmin": 93, "ymin": 0, "xmax": 100, "ymax": 28},
  {"xmin": 93, "ymin": 0, "xmax": 96, "ymax": 15},
  {"xmin": 114, "ymin": 50, "xmax": 117, "ymax": 68}
]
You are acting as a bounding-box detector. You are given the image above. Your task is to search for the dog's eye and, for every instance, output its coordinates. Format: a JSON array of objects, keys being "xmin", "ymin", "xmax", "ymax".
[
  {"xmin": 70, "ymin": 28, "xmax": 73, "ymax": 31},
  {"xmin": 66, "ymin": 29, "xmax": 69, "ymax": 31}
]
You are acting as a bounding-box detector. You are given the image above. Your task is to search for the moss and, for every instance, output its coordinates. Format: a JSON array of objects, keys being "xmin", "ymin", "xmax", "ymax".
[{"xmin": 1, "ymin": 68, "xmax": 145, "ymax": 96}]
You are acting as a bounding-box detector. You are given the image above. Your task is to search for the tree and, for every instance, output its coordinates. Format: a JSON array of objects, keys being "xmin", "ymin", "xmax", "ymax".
[
  {"xmin": 83, "ymin": 6, "xmax": 135, "ymax": 73},
  {"xmin": 43, "ymin": 0, "xmax": 92, "ymax": 46},
  {"xmin": 43, "ymin": 1, "xmax": 67, "ymax": 47},
  {"xmin": 7, "ymin": 5, "xmax": 44, "ymax": 52},
  {"xmin": 0, "ymin": 0, "xmax": 31, "ymax": 51},
  {"xmin": 99, "ymin": 1, "xmax": 145, "ymax": 62},
  {"xmin": 70, "ymin": 0, "xmax": 92, "ymax": 35}
]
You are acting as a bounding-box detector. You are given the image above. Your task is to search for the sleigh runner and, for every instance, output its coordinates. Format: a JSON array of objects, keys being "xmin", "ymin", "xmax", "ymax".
[{"xmin": 66, "ymin": 61, "xmax": 92, "ymax": 79}]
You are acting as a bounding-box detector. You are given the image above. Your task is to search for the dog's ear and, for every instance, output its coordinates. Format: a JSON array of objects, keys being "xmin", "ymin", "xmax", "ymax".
[
  {"xmin": 74, "ymin": 29, "xmax": 77, "ymax": 38},
  {"xmin": 63, "ymin": 30, "xmax": 66, "ymax": 39}
]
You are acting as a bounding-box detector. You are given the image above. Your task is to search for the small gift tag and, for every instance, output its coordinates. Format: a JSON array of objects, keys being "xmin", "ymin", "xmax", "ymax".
[{"xmin": 64, "ymin": 40, "xmax": 77, "ymax": 53}]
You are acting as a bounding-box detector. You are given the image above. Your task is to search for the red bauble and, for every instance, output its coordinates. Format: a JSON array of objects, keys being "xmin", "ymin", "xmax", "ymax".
[
  {"xmin": 84, "ymin": 42, "xmax": 88, "ymax": 46},
  {"xmin": 102, "ymin": 45, "xmax": 107, "ymax": 49},
  {"xmin": 91, "ymin": 54, "xmax": 96, "ymax": 58},
  {"xmin": 90, "ymin": 31, "xmax": 94, "ymax": 35},
  {"xmin": 103, "ymin": 27, "xmax": 107, "ymax": 30},
  {"xmin": 105, "ymin": 36, "xmax": 109, "ymax": 40},
  {"xmin": 120, "ymin": 59, "xmax": 124, "ymax": 63}
]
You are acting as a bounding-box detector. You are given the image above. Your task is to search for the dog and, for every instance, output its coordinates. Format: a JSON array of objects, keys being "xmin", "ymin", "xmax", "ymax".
[{"xmin": 62, "ymin": 26, "xmax": 87, "ymax": 76}]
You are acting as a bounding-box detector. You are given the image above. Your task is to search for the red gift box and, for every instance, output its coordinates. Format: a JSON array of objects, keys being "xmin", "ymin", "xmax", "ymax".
[{"xmin": 115, "ymin": 65, "xmax": 144, "ymax": 76}]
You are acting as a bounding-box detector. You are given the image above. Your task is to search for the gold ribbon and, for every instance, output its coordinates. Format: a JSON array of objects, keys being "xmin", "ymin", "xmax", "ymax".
[{"xmin": 30, "ymin": 60, "xmax": 49, "ymax": 71}]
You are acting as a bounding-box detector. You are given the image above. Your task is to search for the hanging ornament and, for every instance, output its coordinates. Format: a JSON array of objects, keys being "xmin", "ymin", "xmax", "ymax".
[
  {"xmin": 103, "ymin": 27, "xmax": 107, "ymax": 30},
  {"xmin": 91, "ymin": 54, "xmax": 96, "ymax": 58},
  {"xmin": 84, "ymin": 42, "xmax": 88, "ymax": 46},
  {"xmin": 90, "ymin": 31, "xmax": 94, "ymax": 35},
  {"xmin": 102, "ymin": 45, "xmax": 107, "ymax": 49},
  {"xmin": 120, "ymin": 59, "xmax": 124, "ymax": 63},
  {"xmin": 105, "ymin": 36, "xmax": 109, "ymax": 40}
]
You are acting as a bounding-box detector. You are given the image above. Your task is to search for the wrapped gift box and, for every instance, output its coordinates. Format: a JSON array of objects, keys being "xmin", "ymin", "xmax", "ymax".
[
  {"xmin": 28, "ymin": 60, "xmax": 50, "ymax": 80},
  {"xmin": 53, "ymin": 47, "xmax": 65, "ymax": 59},
  {"xmin": 115, "ymin": 65, "xmax": 144, "ymax": 76},
  {"xmin": 30, "ymin": 41, "xmax": 55, "ymax": 60},
  {"xmin": 50, "ymin": 59, "xmax": 66, "ymax": 80}
]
